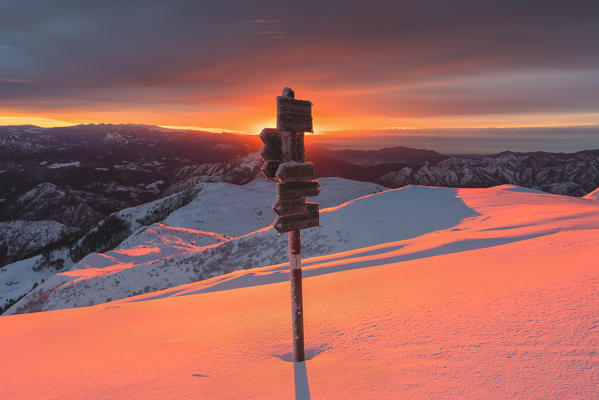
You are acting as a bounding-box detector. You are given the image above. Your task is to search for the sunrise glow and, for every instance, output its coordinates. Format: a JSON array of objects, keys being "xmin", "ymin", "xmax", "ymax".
[
  {"xmin": 2, "ymin": 2, "xmax": 599, "ymax": 398},
  {"xmin": 1, "ymin": 1, "xmax": 599, "ymax": 151}
]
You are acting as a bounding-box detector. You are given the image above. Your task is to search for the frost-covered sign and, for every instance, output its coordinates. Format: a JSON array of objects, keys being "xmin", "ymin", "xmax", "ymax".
[
  {"xmin": 258, "ymin": 87, "xmax": 319, "ymax": 362},
  {"xmin": 259, "ymin": 128, "xmax": 283, "ymax": 178},
  {"xmin": 277, "ymin": 96, "xmax": 313, "ymax": 133},
  {"xmin": 272, "ymin": 198, "xmax": 308, "ymax": 216},
  {"xmin": 277, "ymin": 180, "xmax": 321, "ymax": 202},
  {"xmin": 274, "ymin": 202, "xmax": 319, "ymax": 232},
  {"xmin": 276, "ymin": 162, "xmax": 314, "ymax": 182},
  {"xmin": 258, "ymin": 90, "xmax": 320, "ymax": 233}
]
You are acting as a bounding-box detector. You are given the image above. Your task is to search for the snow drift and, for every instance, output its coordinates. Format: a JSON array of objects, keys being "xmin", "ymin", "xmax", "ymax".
[
  {"xmin": 0, "ymin": 182, "xmax": 598, "ymax": 399},
  {"xmin": 5, "ymin": 178, "xmax": 386, "ymax": 314}
]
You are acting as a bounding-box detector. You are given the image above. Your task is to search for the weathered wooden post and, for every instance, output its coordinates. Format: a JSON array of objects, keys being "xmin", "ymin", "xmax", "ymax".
[{"xmin": 260, "ymin": 87, "xmax": 320, "ymax": 362}]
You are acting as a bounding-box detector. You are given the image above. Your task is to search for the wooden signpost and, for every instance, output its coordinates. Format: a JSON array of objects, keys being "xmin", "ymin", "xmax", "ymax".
[
  {"xmin": 277, "ymin": 181, "xmax": 321, "ymax": 201},
  {"xmin": 259, "ymin": 128, "xmax": 283, "ymax": 178},
  {"xmin": 259, "ymin": 87, "xmax": 319, "ymax": 362},
  {"xmin": 276, "ymin": 162, "xmax": 315, "ymax": 182},
  {"xmin": 277, "ymin": 96, "xmax": 313, "ymax": 133},
  {"xmin": 274, "ymin": 203, "xmax": 319, "ymax": 233}
]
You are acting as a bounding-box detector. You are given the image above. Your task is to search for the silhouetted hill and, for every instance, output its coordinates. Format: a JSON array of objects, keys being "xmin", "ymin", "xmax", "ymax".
[{"xmin": 322, "ymin": 146, "xmax": 446, "ymax": 165}]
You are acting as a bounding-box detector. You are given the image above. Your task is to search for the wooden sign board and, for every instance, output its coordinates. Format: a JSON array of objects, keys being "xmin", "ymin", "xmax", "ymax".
[
  {"xmin": 277, "ymin": 97, "xmax": 313, "ymax": 133},
  {"xmin": 260, "ymin": 144, "xmax": 281, "ymax": 161},
  {"xmin": 274, "ymin": 203, "xmax": 319, "ymax": 233},
  {"xmin": 277, "ymin": 180, "xmax": 321, "ymax": 201},
  {"xmin": 259, "ymin": 128, "xmax": 282, "ymax": 159},
  {"xmin": 260, "ymin": 128, "xmax": 283, "ymax": 178},
  {"xmin": 276, "ymin": 162, "xmax": 314, "ymax": 182},
  {"xmin": 260, "ymin": 128, "xmax": 282, "ymax": 144},
  {"xmin": 272, "ymin": 198, "xmax": 307, "ymax": 216}
]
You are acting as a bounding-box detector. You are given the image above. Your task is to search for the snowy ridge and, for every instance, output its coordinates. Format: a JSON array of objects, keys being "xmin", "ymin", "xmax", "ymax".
[
  {"xmin": 2, "ymin": 178, "xmax": 383, "ymax": 313},
  {"xmin": 11, "ymin": 183, "xmax": 102, "ymax": 227},
  {"xmin": 118, "ymin": 183, "xmax": 599, "ymax": 302},
  {"xmin": 8, "ymin": 182, "xmax": 599, "ymax": 315},
  {"xmin": 1, "ymin": 183, "xmax": 598, "ymax": 398},
  {"xmin": 0, "ymin": 186, "xmax": 202, "ymax": 313},
  {"xmin": 0, "ymin": 221, "xmax": 79, "ymax": 312},
  {"xmin": 163, "ymin": 153, "xmax": 263, "ymax": 195},
  {"xmin": 6, "ymin": 178, "xmax": 385, "ymax": 314},
  {"xmin": 0, "ymin": 220, "xmax": 77, "ymax": 263}
]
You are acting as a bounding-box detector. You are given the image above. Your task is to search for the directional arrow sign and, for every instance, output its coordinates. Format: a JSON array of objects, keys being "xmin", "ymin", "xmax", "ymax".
[
  {"xmin": 274, "ymin": 203, "xmax": 319, "ymax": 233},
  {"xmin": 277, "ymin": 180, "xmax": 321, "ymax": 201},
  {"xmin": 259, "ymin": 128, "xmax": 284, "ymax": 178},
  {"xmin": 276, "ymin": 162, "xmax": 314, "ymax": 182},
  {"xmin": 260, "ymin": 143, "xmax": 280, "ymax": 160},
  {"xmin": 272, "ymin": 198, "xmax": 307, "ymax": 216},
  {"xmin": 260, "ymin": 128, "xmax": 282, "ymax": 145},
  {"xmin": 277, "ymin": 96, "xmax": 313, "ymax": 133}
]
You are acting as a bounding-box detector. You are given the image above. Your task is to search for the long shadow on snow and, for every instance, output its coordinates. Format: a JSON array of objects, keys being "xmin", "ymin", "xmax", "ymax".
[
  {"xmin": 129, "ymin": 232, "xmax": 552, "ymax": 304},
  {"xmin": 175, "ymin": 233, "xmax": 550, "ymax": 297},
  {"xmin": 129, "ymin": 187, "xmax": 483, "ymax": 302},
  {"xmin": 123, "ymin": 188, "xmax": 550, "ymax": 302}
]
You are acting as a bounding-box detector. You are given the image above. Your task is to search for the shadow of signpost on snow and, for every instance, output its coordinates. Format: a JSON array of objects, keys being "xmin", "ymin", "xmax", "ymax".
[
  {"xmin": 294, "ymin": 362, "xmax": 311, "ymax": 400},
  {"xmin": 274, "ymin": 345, "xmax": 329, "ymax": 399}
]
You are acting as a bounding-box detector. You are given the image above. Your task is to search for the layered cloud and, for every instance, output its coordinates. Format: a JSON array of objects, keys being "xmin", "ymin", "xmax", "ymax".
[{"xmin": 1, "ymin": 0, "xmax": 599, "ymax": 136}]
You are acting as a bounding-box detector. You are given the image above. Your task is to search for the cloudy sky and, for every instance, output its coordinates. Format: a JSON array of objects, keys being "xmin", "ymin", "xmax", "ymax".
[{"xmin": 1, "ymin": 0, "xmax": 599, "ymax": 152}]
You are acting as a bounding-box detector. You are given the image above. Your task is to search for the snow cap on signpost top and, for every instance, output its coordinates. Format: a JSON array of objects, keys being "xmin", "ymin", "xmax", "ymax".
[{"xmin": 282, "ymin": 87, "xmax": 294, "ymax": 98}]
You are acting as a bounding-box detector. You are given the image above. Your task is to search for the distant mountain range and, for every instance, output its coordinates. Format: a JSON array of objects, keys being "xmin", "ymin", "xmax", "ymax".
[
  {"xmin": 322, "ymin": 146, "xmax": 447, "ymax": 165},
  {"xmin": 2, "ymin": 123, "xmax": 599, "ymax": 301},
  {"xmin": 379, "ymin": 150, "xmax": 599, "ymax": 196}
]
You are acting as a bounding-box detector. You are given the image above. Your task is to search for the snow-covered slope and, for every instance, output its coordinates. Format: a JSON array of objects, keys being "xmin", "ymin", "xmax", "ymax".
[
  {"xmin": 6, "ymin": 178, "xmax": 385, "ymax": 314},
  {"xmin": 0, "ymin": 184, "xmax": 598, "ymax": 399},
  {"xmin": 8, "ymin": 182, "xmax": 599, "ymax": 315},
  {"xmin": 0, "ymin": 187, "xmax": 204, "ymax": 313},
  {"xmin": 163, "ymin": 153, "xmax": 262, "ymax": 195},
  {"xmin": 9, "ymin": 183, "xmax": 103, "ymax": 227},
  {"xmin": 0, "ymin": 220, "xmax": 78, "ymax": 263},
  {"xmin": 0, "ymin": 221, "xmax": 79, "ymax": 313},
  {"xmin": 163, "ymin": 178, "xmax": 387, "ymax": 236}
]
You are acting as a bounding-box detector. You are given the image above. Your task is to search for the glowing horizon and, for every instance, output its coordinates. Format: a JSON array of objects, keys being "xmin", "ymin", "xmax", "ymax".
[
  {"xmin": 2, "ymin": 2, "xmax": 599, "ymax": 151},
  {"xmin": 3, "ymin": 111, "xmax": 599, "ymax": 135}
]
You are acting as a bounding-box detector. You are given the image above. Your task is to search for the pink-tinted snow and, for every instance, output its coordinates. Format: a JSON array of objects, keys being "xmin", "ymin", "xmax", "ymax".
[{"xmin": 0, "ymin": 185, "xmax": 598, "ymax": 399}]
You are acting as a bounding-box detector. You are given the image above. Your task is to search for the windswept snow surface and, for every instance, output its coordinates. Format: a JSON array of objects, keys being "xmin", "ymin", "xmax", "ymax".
[
  {"xmin": 5, "ymin": 178, "xmax": 386, "ymax": 313},
  {"xmin": 7, "ymin": 183, "xmax": 599, "ymax": 314},
  {"xmin": 162, "ymin": 178, "xmax": 387, "ymax": 236},
  {"xmin": 0, "ymin": 189, "xmax": 598, "ymax": 397}
]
